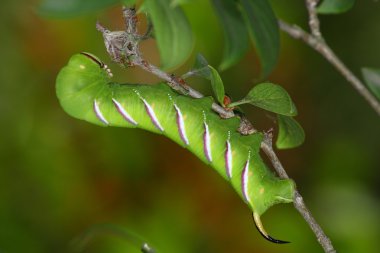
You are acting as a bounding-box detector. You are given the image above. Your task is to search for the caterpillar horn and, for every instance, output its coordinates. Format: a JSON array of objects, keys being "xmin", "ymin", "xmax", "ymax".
[{"xmin": 253, "ymin": 212, "xmax": 290, "ymax": 244}]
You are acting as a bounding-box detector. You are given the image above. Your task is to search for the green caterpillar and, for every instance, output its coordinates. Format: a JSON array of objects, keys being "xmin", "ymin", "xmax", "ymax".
[{"xmin": 56, "ymin": 53, "xmax": 295, "ymax": 243}]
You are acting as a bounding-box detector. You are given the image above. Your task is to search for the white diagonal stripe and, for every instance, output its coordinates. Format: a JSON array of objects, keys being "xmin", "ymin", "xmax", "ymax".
[
  {"xmin": 226, "ymin": 139, "xmax": 232, "ymax": 178},
  {"xmin": 94, "ymin": 99, "xmax": 109, "ymax": 125},
  {"xmin": 174, "ymin": 104, "xmax": 189, "ymax": 145},
  {"xmin": 203, "ymin": 122, "xmax": 212, "ymax": 162},
  {"xmin": 112, "ymin": 98, "xmax": 138, "ymax": 125},
  {"xmin": 242, "ymin": 152, "xmax": 251, "ymax": 204},
  {"xmin": 143, "ymin": 99, "xmax": 164, "ymax": 132}
]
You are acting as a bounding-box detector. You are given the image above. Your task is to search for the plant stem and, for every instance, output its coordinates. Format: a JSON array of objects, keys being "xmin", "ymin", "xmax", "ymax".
[
  {"xmin": 132, "ymin": 57, "xmax": 235, "ymax": 119},
  {"xmin": 261, "ymin": 139, "xmax": 336, "ymax": 253},
  {"xmin": 227, "ymin": 99, "xmax": 249, "ymax": 108},
  {"xmin": 279, "ymin": 13, "xmax": 380, "ymax": 117},
  {"xmin": 305, "ymin": 0, "xmax": 322, "ymax": 39}
]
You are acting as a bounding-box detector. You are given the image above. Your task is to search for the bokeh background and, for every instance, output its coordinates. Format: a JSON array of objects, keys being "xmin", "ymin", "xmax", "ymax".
[{"xmin": 1, "ymin": 0, "xmax": 380, "ymax": 252}]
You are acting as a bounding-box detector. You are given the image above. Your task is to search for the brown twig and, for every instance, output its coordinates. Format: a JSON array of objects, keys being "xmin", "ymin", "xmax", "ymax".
[
  {"xmin": 139, "ymin": 19, "xmax": 153, "ymax": 40},
  {"xmin": 97, "ymin": 6, "xmax": 336, "ymax": 253},
  {"xmin": 133, "ymin": 58, "xmax": 234, "ymax": 118},
  {"xmin": 261, "ymin": 140, "xmax": 336, "ymax": 253},
  {"xmin": 279, "ymin": 11, "xmax": 380, "ymax": 117},
  {"xmin": 305, "ymin": 0, "xmax": 322, "ymax": 39}
]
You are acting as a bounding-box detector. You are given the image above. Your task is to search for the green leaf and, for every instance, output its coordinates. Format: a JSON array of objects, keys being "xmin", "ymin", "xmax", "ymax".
[
  {"xmin": 208, "ymin": 65, "xmax": 225, "ymax": 105},
  {"xmin": 194, "ymin": 53, "xmax": 209, "ymax": 70},
  {"xmin": 362, "ymin": 68, "xmax": 380, "ymax": 101},
  {"xmin": 38, "ymin": 0, "xmax": 119, "ymax": 18},
  {"xmin": 193, "ymin": 54, "xmax": 211, "ymax": 79},
  {"xmin": 142, "ymin": 0, "xmax": 194, "ymax": 70},
  {"xmin": 317, "ymin": 0, "xmax": 355, "ymax": 14},
  {"xmin": 230, "ymin": 83, "xmax": 297, "ymax": 116},
  {"xmin": 212, "ymin": 0, "xmax": 250, "ymax": 71},
  {"xmin": 276, "ymin": 115, "xmax": 305, "ymax": 149},
  {"xmin": 240, "ymin": 0, "xmax": 280, "ymax": 78},
  {"xmin": 182, "ymin": 53, "xmax": 211, "ymax": 79},
  {"xmin": 121, "ymin": 0, "xmax": 137, "ymax": 6}
]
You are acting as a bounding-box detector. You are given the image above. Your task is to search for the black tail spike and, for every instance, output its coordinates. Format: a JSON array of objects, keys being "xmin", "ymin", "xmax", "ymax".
[{"xmin": 252, "ymin": 212, "xmax": 290, "ymax": 244}]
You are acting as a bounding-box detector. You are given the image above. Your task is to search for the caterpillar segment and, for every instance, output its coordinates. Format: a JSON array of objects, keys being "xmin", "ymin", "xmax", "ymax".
[{"xmin": 56, "ymin": 53, "xmax": 296, "ymax": 243}]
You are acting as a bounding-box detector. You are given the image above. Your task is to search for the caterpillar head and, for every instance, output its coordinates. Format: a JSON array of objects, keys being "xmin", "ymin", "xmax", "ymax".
[
  {"xmin": 81, "ymin": 52, "xmax": 113, "ymax": 77},
  {"xmin": 56, "ymin": 53, "xmax": 112, "ymax": 125}
]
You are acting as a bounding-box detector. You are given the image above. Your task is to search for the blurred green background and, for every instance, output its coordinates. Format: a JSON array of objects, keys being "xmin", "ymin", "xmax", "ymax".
[{"xmin": 1, "ymin": 0, "xmax": 380, "ymax": 252}]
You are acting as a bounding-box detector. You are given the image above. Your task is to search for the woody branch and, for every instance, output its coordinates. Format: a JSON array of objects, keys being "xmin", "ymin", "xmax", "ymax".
[{"xmin": 279, "ymin": 0, "xmax": 380, "ymax": 117}]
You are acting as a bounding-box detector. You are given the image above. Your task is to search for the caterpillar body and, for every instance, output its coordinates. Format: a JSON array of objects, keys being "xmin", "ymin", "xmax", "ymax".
[{"xmin": 56, "ymin": 53, "xmax": 295, "ymax": 243}]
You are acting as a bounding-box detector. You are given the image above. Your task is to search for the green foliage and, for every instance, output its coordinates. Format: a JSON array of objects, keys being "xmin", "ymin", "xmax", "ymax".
[
  {"xmin": 185, "ymin": 53, "xmax": 211, "ymax": 79},
  {"xmin": 362, "ymin": 68, "xmax": 380, "ymax": 101},
  {"xmin": 317, "ymin": 0, "xmax": 355, "ymax": 14},
  {"xmin": 37, "ymin": 0, "xmax": 281, "ymax": 73},
  {"xmin": 229, "ymin": 83, "xmax": 297, "ymax": 116},
  {"xmin": 239, "ymin": 0, "xmax": 280, "ymax": 78},
  {"xmin": 208, "ymin": 65, "xmax": 225, "ymax": 105},
  {"xmin": 276, "ymin": 115, "xmax": 305, "ymax": 149},
  {"xmin": 142, "ymin": 0, "xmax": 193, "ymax": 70},
  {"xmin": 38, "ymin": 0, "xmax": 119, "ymax": 18},
  {"xmin": 212, "ymin": 0, "xmax": 249, "ymax": 71}
]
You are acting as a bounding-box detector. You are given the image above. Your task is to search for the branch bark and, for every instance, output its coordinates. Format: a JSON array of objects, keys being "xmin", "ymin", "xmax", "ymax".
[
  {"xmin": 97, "ymin": 6, "xmax": 337, "ymax": 253},
  {"xmin": 305, "ymin": 0, "xmax": 322, "ymax": 39},
  {"xmin": 279, "ymin": 12, "xmax": 380, "ymax": 117},
  {"xmin": 261, "ymin": 140, "xmax": 336, "ymax": 253},
  {"xmin": 133, "ymin": 57, "xmax": 234, "ymax": 118}
]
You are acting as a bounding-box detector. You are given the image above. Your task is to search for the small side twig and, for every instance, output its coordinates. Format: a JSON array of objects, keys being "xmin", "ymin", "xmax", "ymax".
[
  {"xmin": 134, "ymin": 58, "xmax": 234, "ymax": 118},
  {"xmin": 97, "ymin": 6, "xmax": 336, "ymax": 253},
  {"xmin": 181, "ymin": 70, "xmax": 196, "ymax": 80},
  {"xmin": 139, "ymin": 19, "xmax": 153, "ymax": 40},
  {"xmin": 279, "ymin": 8, "xmax": 380, "ymax": 117},
  {"xmin": 305, "ymin": 0, "xmax": 322, "ymax": 39}
]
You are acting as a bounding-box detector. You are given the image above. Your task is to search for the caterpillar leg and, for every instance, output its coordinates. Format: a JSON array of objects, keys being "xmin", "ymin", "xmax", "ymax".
[{"xmin": 253, "ymin": 212, "xmax": 290, "ymax": 244}]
